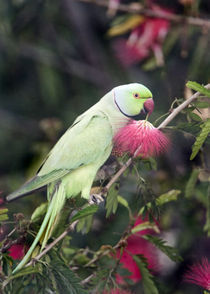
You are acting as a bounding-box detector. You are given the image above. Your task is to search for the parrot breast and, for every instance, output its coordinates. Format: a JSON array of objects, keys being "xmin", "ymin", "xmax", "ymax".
[{"xmin": 63, "ymin": 143, "xmax": 112, "ymax": 199}]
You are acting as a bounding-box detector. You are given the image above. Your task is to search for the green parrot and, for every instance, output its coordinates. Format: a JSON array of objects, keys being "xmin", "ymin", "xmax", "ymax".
[{"xmin": 6, "ymin": 83, "xmax": 153, "ymax": 273}]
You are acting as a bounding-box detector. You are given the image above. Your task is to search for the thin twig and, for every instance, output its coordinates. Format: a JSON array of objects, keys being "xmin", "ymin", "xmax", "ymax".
[
  {"xmin": 24, "ymin": 84, "xmax": 209, "ymax": 267},
  {"xmin": 6, "ymin": 228, "xmax": 16, "ymax": 238},
  {"xmin": 77, "ymin": 0, "xmax": 210, "ymax": 28},
  {"xmin": 105, "ymin": 157, "xmax": 132, "ymax": 190},
  {"xmin": 158, "ymin": 84, "xmax": 210, "ymax": 129},
  {"xmin": 25, "ymin": 221, "xmax": 78, "ymax": 268},
  {"xmin": 84, "ymin": 238, "xmax": 125, "ymax": 268},
  {"xmin": 81, "ymin": 274, "xmax": 95, "ymax": 285}
]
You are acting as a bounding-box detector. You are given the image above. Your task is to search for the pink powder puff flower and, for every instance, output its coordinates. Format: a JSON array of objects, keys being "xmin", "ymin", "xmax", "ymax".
[
  {"xmin": 113, "ymin": 120, "xmax": 169, "ymax": 158},
  {"xmin": 112, "ymin": 5, "xmax": 171, "ymax": 66},
  {"xmin": 8, "ymin": 244, "xmax": 27, "ymax": 260},
  {"xmin": 184, "ymin": 258, "xmax": 210, "ymax": 291}
]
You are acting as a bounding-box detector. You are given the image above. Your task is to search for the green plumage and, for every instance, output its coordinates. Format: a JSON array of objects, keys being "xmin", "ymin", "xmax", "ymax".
[{"xmin": 6, "ymin": 83, "xmax": 153, "ymax": 273}]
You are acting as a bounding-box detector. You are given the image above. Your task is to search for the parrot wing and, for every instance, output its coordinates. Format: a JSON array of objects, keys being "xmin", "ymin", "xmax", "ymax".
[
  {"xmin": 6, "ymin": 169, "xmax": 69, "ymax": 202},
  {"xmin": 6, "ymin": 112, "xmax": 113, "ymax": 201}
]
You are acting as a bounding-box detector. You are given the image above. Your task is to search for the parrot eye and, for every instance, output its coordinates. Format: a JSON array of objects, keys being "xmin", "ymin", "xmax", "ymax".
[{"xmin": 133, "ymin": 93, "xmax": 140, "ymax": 99}]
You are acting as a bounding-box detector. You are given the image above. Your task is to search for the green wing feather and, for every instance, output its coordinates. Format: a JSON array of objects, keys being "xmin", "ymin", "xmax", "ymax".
[
  {"xmin": 38, "ymin": 112, "xmax": 113, "ymax": 175},
  {"xmin": 6, "ymin": 112, "xmax": 113, "ymax": 202},
  {"xmin": 11, "ymin": 112, "xmax": 113, "ymax": 273},
  {"xmin": 6, "ymin": 170, "xmax": 69, "ymax": 201}
]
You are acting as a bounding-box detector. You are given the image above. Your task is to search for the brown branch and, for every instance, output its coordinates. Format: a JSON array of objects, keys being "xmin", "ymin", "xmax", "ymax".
[
  {"xmin": 24, "ymin": 83, "xmax": 210, "ymax": 268},
  {"xmin": 77, "ymin": 0, "xmax": 210, "ymax": 28},
  {"xmin": 105, "ymin": 158, "xmax": 132, "ymax": 191}
]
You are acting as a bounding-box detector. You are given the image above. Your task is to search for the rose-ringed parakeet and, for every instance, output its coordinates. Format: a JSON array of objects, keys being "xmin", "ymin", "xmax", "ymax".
[{"xmin": 6, "ymin": 83, "xmax": 154, "ymax": 273}]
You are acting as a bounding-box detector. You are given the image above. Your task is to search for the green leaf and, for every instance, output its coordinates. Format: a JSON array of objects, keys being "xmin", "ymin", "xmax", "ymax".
[
  {"xmin": 117, "ymin": 195, "xmax": 129, "ymax": 209},
  {"xmin": 0, "ymin": 214, "xmax": 9, "ymax": 221},
  {"xmin": 185, "ymin": 168, "xmax": 200, "ymax": 198},
  {"xmin": 3, "ymin": 267, "xmax": 47, "ymax": 293},
  {"xmin": 146, "ymin": 157, "xmax": 157, "ymax": 170},
  {"xmin": 142, "ymin": 57, "xmax": 157, "ymax": 71},
  {"xmin": 31, "ymin": 202, "xmax": 48, "ymax": 222},
  {"xmin": 105, "ymin": 184, "xmax": 119, "ymax": 218},
  {"xmin": 4, "ymin": 265, "xmax": 41, "ymax": 285},
  {"xmin": 133, "ymin": 255, "xmax": 159, "ymax": 294},
  {"xmin": 70, "ymin": 205, "xmax": 98, "ymax": 223},
  {"xmin": 116, "ymin": 266, "xmax": 132, "ymax": 277},
  {"xmin": 107, "ymin": 14, "xmax": 144, "ymax": 37},
  {"xmin": 76, "ymin": 215, "xmax": 93, "ymax": 234},
  {"xmin": 49, "ymin": 256, "xmax": 87, "ymax": 294},
  {"xmin": 188, "ymin": 112, "xmax": 202, "ymax": 122},
  {"xmin": 0, "ymin": 208, "xmax": 8, "ymax": 215},
  {"xmin": 117, "ymin": 195, "xmax": 132, "ymax": 218},
  {"xmin": 204, "ymin": 183, "xmax": 210, "ymax": 237},
  {"xmin": 190, "ymin": 119, "xmax": 210, "ymax": 160},
  {"xmin": 139, "ymin": 190, "xmax": 180, "ymax": 215},
  {"xmin": 0, "ymin": 208, "xmax": 9, "ymax": 221},
  {"xmin": 131, "ymin": 221, "xmax": 159, "ymax": 234},
  {"xmin": 175, "ymin": 121, "xmax": 201, "ymax": 135},
  {"xmin": 156, "ymin": 190, "xmax": 181, "ymax": 206},
  {"xmin": 186, "ymin": 81, "xmax": 210, "ymax": 97},
  {"xmin": 89, "ymin": 268, "xmax": 116, "ymax": 292},
  {"xmin": 193, "ymin": 101, "xmax": 210, "ymax": 108},
  {"xmin": 143, "ymin": 235, "xmax": 182, "ymax": 262},
  {"xmin": 5, "ymin": 251, "xmax": 87, "ymax": 293}
]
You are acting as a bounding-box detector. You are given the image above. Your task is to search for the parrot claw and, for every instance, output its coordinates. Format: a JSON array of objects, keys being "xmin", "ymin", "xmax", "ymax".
[{"xmin": 89, "ymin": 194, "xmax": 104, "ymax": 205}]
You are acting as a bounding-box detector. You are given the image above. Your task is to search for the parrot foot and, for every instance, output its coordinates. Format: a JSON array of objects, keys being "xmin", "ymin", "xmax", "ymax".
[{"xmin": 89, "ymin": 194, "xmax": 105, "ymax": 205}]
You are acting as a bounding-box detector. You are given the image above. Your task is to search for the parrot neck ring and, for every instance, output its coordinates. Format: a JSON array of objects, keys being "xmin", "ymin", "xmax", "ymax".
[{"xmin": 113, "ymin": 90, "xmax": 150, "ymax": 120}]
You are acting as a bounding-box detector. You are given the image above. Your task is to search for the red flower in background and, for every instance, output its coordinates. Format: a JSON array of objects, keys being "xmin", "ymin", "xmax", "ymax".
[
  {"xmin": 103, "ymin": 217, "xmax": 160, "ymax": 293},
  {"xmin": 114, "ymin": 216, "xmax": 159, "ymax": 285},
  {"xmin": 8, "ymin": 244, "xmax": 27, "ymax": 260},
  {"xmin": 112, "ymin": 5, "xmax": 171, "ymax": 66},
  {"xmin": 184, "ymin": 258, "xmax": 210, "ymax": 291}
]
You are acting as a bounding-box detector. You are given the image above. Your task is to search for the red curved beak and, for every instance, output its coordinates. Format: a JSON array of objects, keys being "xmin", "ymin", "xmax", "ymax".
[{"xmin": 144, "ymin": 98, "xmax": 154, "ymax": 115}]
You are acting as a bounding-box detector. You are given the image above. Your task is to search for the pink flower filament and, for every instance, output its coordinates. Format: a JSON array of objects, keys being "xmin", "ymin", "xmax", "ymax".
[
  {"xmin": 184, "ymin": 258, "xmax": 210, "ymax": 291},
  {"xmin": 114, "ymin": 120, "xmax": 169, "ymax": 158}
]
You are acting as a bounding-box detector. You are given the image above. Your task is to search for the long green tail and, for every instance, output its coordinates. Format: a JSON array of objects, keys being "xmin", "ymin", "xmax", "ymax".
[{"xmin": 12, "ymin": 182, "xmax": 66, "ymax": 274}]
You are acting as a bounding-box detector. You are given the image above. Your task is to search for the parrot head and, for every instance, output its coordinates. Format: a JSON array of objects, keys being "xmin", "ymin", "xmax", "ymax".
[{"xmin": 114, "ymin": 83, "xmax": 154, "ymax": 120}]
